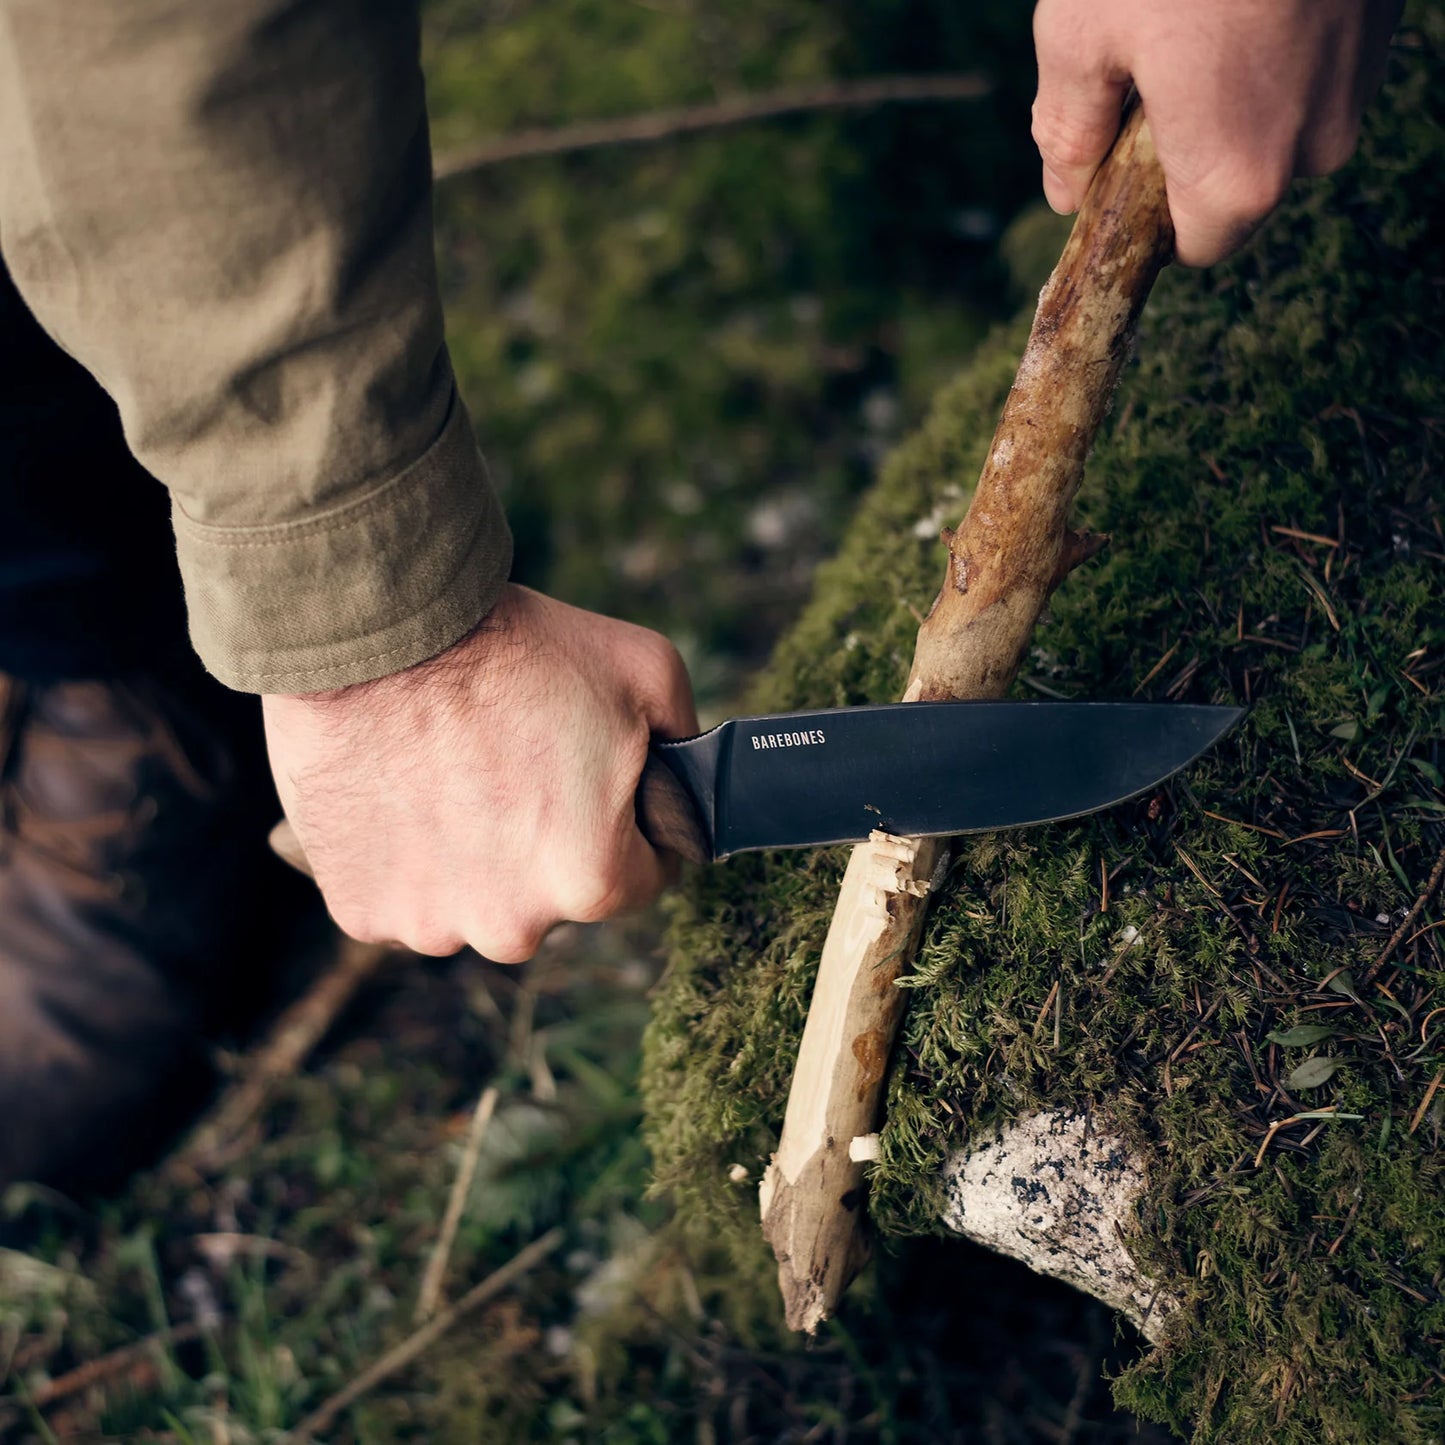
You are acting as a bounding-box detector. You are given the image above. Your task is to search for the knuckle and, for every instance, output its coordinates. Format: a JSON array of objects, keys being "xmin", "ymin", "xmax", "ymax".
[
  {"xmin": 1305, "ymin": 120, "xmax": 1360, "ymax": 178},
  {"xmin": 558, "ymin": 865, "xmax": 627, "ymax": 924},
  {"xmin": 664, "ymin": 643, "xmax": 691, "ymax": 695},
  {"xmin": 1032, "ymin": 1, "xmax": 1089, "ymax": 68},
  {"xmin": 1317, "ymin": 139, "xmax": 1355, "ymax": 176},
  {"xmin": 644, "ymin": 634, "xmax": 689, "ymax": 694},
  {"xmin": 1195, "ymin": 160, "xmax": 1291, "ymax": 229},
  {"xmin": 1168, "ymin": 156, "xmax": 1292, "ymax": 265},
  {"xmin": 482, "ymin": 928, "xmax": 545, "ymax": 965},
  {"xmin": 1234, "ymin": 169, "xmax": 1291, "ymax": 222},
  {"xmin": 330, "ymin": 892, "xmax": 461, "ymax": 956},
  {"xmin": 1030, "ymin": 102, "xmax": 1107, "ymax": 173},
  {"xmin": 403, "ymin": 928, "xmax": 464, "ymax": 958},
  {"xmin": 473, "ymin": 906, "xmax": 551, "ymax": 964},
  {"xmin": 328, "ymin": 900, "xmax": 384, "ymax": 945},
  {"xmin": 629, "ymin": 633, "xmax": 695, "ymax": 735}
]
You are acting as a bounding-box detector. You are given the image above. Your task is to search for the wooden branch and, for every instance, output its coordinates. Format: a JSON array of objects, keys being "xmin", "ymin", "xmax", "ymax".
[
  {"xmin": 2, "ymin": 1323, "xmax": 207, "ymax": 1420},
  {"xmin": 1360, "ymin": 840, "xmax": 1445, "ymax": 987},
  {"xmin": 431, "ymin": 73, "xmax": 990, "ymax": 180},
  {"xmin": 760, "ymin": 104, "xmax": 1174, "ymax": 1333},
  {"xmin": 169, "ymin": 934, "xmax": 392, "ymax": 1178},
  {"xmin": 415, "ymin": 1084, "xmax": 499, "ymax": 1322},
  {"xmin": 282, "ymin": 1227, "xmax": 564, "ymax": 1443}
]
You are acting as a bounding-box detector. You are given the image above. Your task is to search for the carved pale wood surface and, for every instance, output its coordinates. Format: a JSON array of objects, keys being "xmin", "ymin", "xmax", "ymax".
[{"xmin": 758, "ymin": 831, "xmax": 948, "ymax": 1328}]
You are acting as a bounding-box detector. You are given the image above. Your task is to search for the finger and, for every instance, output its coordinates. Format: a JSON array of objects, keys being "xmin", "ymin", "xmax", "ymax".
[
  {"xmin": 476, "ymin": 922, "xmax": 550, "ymax": 966},
  {"xmin": 1296, "ymin": 112, "xmax": 1361, "ymax": 180},
  {"xmin": 1166, "ymin": 160, "xmax": 1291, "ymax": 267},
  {"xmin": 1293, "ymin": 14, "xmax": 1360, "ymax": 179},
  {"xmin": 617, "ymin": 822, "xmax": 678, "ymax": 903},
  {"xmin": 400, "ymin": 927, "xmax": 466, "ymax": 959},
  {"xmin": 1032, "ymin": 0, "xmax": 1129, "ymax": 213},
  {"xmin": 1138, "ymin": 58, "xmax": 1297, "ymax": 269},
  {"xmin": 1295, "ymin": 0, "xmax": 1398, "ymax": 181},
  {"xmin": 1147, "ymin": 107, "xmax": 1294, "ymax": 267},
  {"xmin": 657, "ymin": 670, "xmax": 699, "ymax": 741},
  {"xmin": 563, "ymin": 823, "xmax": 672, "ymax": 922}
]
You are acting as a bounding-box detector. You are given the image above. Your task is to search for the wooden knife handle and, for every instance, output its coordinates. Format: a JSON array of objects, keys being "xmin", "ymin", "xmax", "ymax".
[
  {"xmin": 269, "ymin": 745, "xmax": 711, "ymax": 880},
  {"xmin": 636, "ymin": 750, "xmax": 711, "ymax": 864},
  {"xmin": 268, "ymin": 816, "xmax": 313, "ymax": 877}
]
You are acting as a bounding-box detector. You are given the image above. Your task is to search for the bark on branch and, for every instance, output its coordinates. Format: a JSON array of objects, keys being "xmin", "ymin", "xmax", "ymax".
[{"xmin": 760, "ymin": 105, "xmax": 1175, "ymax": 1333}]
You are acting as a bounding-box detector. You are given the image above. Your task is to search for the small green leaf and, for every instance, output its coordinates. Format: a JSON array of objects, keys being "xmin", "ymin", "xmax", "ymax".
[
  {"xmin": 1266, "ymin": 1025, "xmax": 1336, "ymax": 1048},
  {"xmin": 1384, "ymin": 839, "xmax": 1412, "ymax": 892},
  {"xmin": 1286, "ymin": 1055, "xmax": 1341, "ymax": 1090},
  {"xmin": 1330, "ymin": 720, "xmax": 1361, "ymax": 743},
  {"xmin": 1409, "ymin": 758, "xmax": 1444, "ymax": 788},
  {"xmin": 1327, "ymin": 969, "xmax": 1358, "ymax": 996},
  {"xmin": 1366, "ymin": 685, "xmax": 1390, "ymax": 720}
]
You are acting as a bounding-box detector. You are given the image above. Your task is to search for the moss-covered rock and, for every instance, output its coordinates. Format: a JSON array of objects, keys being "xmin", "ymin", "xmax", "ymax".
[{"xmin": 643, "ymin": 14, "xmax": 1445, "ymax": 1443}]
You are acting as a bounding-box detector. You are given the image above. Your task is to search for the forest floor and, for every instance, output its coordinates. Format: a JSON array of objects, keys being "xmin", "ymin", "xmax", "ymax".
[{"xmin": 1, "ymin": 914, "xmax": 1173, "ymax": 1442}]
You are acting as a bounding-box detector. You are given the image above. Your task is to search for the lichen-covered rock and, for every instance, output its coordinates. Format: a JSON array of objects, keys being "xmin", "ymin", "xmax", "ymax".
[
  {"xmin": 940, "ymin": 1111, "xmax": 1176, "ymax": 1341},
  {"xmin": 643, "ymin": 13, "xmax": 1445, "ymax": 1443}
]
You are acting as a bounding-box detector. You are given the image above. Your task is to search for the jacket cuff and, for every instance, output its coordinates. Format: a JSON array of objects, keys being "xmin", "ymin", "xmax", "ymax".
[{"xmin": 172, "ymin": 395, "xmax": 512, "ymax": 693}]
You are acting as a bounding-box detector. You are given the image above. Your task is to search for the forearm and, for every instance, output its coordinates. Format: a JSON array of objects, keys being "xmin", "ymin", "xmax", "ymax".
[{"xmin": 0, "ymin": 0, "xmax": 510, "ymax": 690}]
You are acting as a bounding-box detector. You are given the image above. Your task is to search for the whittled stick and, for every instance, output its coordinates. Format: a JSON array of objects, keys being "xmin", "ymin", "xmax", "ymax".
[{"xmin": 760, "ymin": 106, "xmax": 1174, "ymax": 1334}]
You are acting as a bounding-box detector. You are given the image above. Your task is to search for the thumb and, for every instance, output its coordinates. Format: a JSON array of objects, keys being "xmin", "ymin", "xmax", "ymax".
[{"xmin": 1032, "ymin": 2, "xmax": 1128, "ymax": 213}]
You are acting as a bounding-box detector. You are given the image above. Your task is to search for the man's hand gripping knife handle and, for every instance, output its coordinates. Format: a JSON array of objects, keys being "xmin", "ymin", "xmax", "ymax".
[{"xmin": 270, "ymin": 750, "xmax": 712, "ymax": 878}]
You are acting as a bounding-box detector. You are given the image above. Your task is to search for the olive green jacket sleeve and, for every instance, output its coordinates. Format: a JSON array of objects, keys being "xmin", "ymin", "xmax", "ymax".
[{"xmin": 0, "ymin": 0, "xmax": 512, "ymax": 692}]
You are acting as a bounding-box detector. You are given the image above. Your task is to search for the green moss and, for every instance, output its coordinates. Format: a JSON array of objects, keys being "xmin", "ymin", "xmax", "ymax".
[{"xmin": 643, "ymin": 14, "xmax": 1445, "ymax": 1442}]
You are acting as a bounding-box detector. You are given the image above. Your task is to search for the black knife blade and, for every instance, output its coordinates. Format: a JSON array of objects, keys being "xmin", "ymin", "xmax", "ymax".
[{"xmin": 639, "ymin": 701, "xmax": 1243, "ymax": 863}]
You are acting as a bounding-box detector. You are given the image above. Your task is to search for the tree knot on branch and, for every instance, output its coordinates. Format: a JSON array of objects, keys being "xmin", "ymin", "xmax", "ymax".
[
  {"xmin": 950, "ymin": 545, "xmax": 971, "ymax": 596},
  {"xmin": 1052, "ymin": 528, "xmax": 1111, "ymax": 590}
]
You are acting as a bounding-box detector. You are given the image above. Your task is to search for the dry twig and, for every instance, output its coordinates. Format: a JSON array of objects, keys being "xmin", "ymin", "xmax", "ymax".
[
  {"xmin": 1409, "ymin": 1069, "xmax": 1444, "ymax": 1136},
  {"xmin": 283, "ymin": 1227, "xmax": 564, "ymax": 1442},
  {"xmin": 415, "ymin": 1085, "xmax": 500, "ymax": 1322},
  {"xmin": 432, "ymin": 73, "xmax": 990, "ymax": 179},
  {"xmin": 2, "ymin": 1322, "xmax": 206, "ymax": 1417},
  {"xmin": 1362, "ymin": 842, "xmax": 1445, "ymax": 987},
  {"xmin": 171, "ymin": 936, "xmax": 393, "ymax": 1176}
]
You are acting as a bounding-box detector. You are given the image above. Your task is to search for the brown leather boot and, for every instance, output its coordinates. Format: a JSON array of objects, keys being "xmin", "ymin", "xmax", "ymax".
[{"xmin": 0, "ymin": 670, "xmax": 295, "ymax": 1193}]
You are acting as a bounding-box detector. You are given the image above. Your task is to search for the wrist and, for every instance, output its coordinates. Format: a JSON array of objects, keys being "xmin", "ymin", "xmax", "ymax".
[{"xmin": 266, "ymin": 585, "xmax": 520, "ymax": 709}]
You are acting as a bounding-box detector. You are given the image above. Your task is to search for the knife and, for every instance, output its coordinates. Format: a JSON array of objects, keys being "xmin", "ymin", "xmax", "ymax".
[
  {"xmin": 636, "ymin": 699, "xmax": 1242, "ymax": 864},
  {"xmin": 270, "ymin": 700, "xmax": 1242, "ymax": 875}
]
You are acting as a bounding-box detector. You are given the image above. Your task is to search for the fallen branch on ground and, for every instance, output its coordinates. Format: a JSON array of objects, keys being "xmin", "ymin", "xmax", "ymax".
[
  {"xmin": 1361, "ymin": 841, "xmax": 1445, "ymax": 987},
  {"xmin": 283, "ymin": 1227, "xmax": 565, "ymax": 1443},
  {"xmin": 170, "ymin": 935, "xmax": 393, "ymax": 1177},
  {"xmin": 415, "ymin": 1084, "xmax": 500, "ymax": 1322},
  {"xmin": 0, "ymin": 1321, "xmax": 207, "ymax": 1421},
  {"xmin": 432, "ymin": 72, "xmax": 990, "ymax": 179}
]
